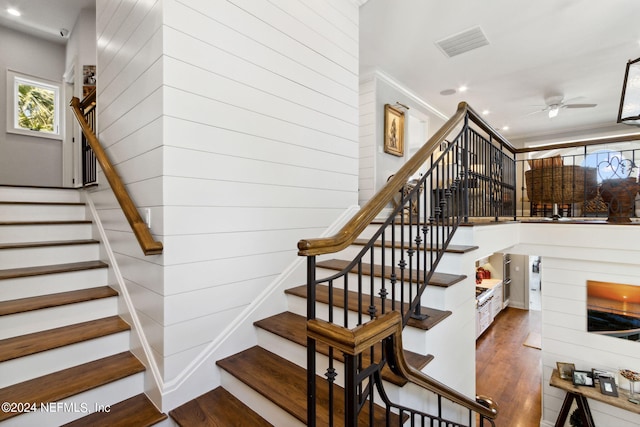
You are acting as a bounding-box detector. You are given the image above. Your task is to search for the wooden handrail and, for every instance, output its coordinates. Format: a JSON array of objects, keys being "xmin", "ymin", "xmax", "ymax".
[
  {"xmin": 515, "ymin": 132, "xmax": 640, "ymax": 154},
  {"xmin": 297, "ymin": 102, "xmax": 517, "ymax": 257},
  {"xmin": 70, "ymin": 96, "xmax": 163, "ymax": 256},
  {"xmin": 307, "ymin": 311, "xmax": 499, "ymax": 420},
  {"xmin": 78, "ymin": 87, "xmax": 97, "ymax": 115}
]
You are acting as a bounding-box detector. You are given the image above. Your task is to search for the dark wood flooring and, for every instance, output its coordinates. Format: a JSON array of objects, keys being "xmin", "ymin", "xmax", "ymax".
[{"xmin": 476, "ymin": 307, "xmax": 542, "ymax": 427}]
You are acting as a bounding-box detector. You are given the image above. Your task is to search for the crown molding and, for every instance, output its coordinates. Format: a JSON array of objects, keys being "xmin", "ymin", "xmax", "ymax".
[{"xmin": 365, "ymin": 69, "xmax": 449, "ymax": 120}]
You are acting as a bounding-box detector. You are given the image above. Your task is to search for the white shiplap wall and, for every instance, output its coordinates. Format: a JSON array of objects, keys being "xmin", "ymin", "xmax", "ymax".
[
  {"xmin": 514, "ymin": 223, "xmax": 640, "ymax": 427},
  {"xmin": 160, "ymin": 0, "xmax": 359, "ymax": 384},
  {"xmin": 94, "ymin": 0, "xmax": 166, "ymax": 392},
  {"xmin": 97, "ymin": 0, "xmax": 359, "ymax": 408}
]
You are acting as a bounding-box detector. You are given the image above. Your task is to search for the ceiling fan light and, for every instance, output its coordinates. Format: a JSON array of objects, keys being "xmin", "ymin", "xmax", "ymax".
[
  {"xmin": 548, "ymin": 107, "xmax": 559, "ymax": 118},
  {"xmin": 618, "ymin": 57, "xmax": 640, "ymax": 126}
]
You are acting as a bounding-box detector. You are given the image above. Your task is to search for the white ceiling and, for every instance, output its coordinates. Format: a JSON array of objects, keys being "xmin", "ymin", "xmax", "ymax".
[
  {"xmin": 0, "ymin": 0, "xmax": 93, "ymax": 43},
  {"xmin": 360, "ymin": 0, "xmax": 640, "ymax": 145},
  {"xmin": 3, "ymin": 0, "xmax": 640, "ymax": 145}
]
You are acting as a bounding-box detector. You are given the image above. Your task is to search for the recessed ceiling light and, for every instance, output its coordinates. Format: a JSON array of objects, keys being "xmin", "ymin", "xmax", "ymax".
[
  {"xmin": 482, "ymin": 110, "xmax": 490, "ymax": 115},
  {"xmin": 458, "ymin": 85, "xmax": 468, "ymax": 92},
  {"xmin": 502, "ymin": 126, "xmax": 509, "ymax": 131},
  {"xmin": 7, "ymin": 8, "xmax": 21, "ymax": 17}
]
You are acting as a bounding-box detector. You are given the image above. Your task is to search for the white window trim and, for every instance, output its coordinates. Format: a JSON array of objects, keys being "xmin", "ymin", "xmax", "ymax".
[{"xmin": 6, "ymin": 69, "xmax": 62, "ymax": 140}]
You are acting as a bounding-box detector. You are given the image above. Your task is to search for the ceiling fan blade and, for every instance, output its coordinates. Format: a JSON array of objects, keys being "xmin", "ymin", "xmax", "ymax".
[{"xmin": 564, "ymin": 103, "xmax": 597, "ymax": 108}]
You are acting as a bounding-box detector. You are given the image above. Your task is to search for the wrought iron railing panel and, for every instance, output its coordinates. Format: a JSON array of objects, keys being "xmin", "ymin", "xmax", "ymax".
[{"xmin": 302, "ymin": 106, "xmax": 512, "ymax": 426}]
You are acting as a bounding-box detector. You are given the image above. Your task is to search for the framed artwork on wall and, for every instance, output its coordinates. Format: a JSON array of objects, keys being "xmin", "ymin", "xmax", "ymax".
[{"xmin": 384, "ymin": 104, "xmax": 404, "ymax": 157}]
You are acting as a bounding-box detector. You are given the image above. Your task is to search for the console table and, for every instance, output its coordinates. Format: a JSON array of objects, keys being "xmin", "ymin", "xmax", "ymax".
[{"xmin": 550, "ymin": 369, "xmax": 640, "ymax": 427}]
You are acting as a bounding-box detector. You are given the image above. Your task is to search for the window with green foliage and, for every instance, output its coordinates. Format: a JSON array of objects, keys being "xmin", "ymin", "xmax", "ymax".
[{"xmin": 7, "ymin": 70, "xmax": 61, "ymax": 139}]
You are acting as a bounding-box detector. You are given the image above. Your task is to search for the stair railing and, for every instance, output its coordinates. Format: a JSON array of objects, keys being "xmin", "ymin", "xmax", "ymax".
[
  {"xmin": 77, "ymin": 87, "xmax": 98, "ymax": 186},
  {"xmin": 298, "ymin": 102, "xmax": 516, "ymax": 426},
  {"xmin": 70, "ymin": 94, "xmax": 163, "ymax": 256}
]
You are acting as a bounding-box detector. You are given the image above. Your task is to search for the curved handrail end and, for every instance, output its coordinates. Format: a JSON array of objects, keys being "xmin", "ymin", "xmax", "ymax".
[{"xmin": 476, "ymin": 395, "xmax": 499, "ymax": 418}]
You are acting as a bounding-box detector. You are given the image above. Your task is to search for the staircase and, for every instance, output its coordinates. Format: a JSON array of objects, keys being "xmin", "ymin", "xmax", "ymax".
[
  {"xmin": 0, "ymin": 185, "xmax": 166, "ymax": 427},
  {"xmin": 170, "ymin": 220, "xmax": 479, "ymax": 426}
]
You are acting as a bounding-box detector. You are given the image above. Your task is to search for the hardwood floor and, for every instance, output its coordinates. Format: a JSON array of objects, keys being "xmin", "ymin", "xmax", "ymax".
[{"xmin": 476, "ymin": 307, "xmax": 542, "ymax": 427}]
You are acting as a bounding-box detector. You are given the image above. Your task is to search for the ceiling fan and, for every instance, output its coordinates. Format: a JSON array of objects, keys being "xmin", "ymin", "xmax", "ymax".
[{"xmin": 530, "ymin": 95, "xmax": 597, "ymax": 118}]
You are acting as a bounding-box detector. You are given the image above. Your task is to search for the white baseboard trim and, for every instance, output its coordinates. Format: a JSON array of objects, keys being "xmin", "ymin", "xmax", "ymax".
[{"xmin": 82, "ymin": 192, "xmax": 165, "ymax": 401}]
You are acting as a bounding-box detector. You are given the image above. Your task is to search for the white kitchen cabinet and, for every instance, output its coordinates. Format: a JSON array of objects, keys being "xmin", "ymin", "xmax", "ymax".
[{"xmin": 491, "ymin": 281, "xmax": 503, "ymax": 318}]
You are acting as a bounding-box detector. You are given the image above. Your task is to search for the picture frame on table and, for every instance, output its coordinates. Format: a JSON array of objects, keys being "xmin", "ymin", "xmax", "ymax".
[
  {"xmin": 557, "ymin": 362, "xmax": 575, "ymax": 380},
  {"xmin": 592, "ymin": 369, "xmax": 615, "ymax": 382},
  {"xmin": 572, "ymin": 370, "xmax": 595, "ymax": 387},
  {"xmin": 600, "ymin": 376, "xmax": 618, "ymax": 397},
  {"xmin": 384, "ymin": 104, "xmax": 404, "ymax": 157}
]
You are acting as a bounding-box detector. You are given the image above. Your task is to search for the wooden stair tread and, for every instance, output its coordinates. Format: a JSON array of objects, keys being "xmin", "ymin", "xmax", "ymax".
[
  {"xmin": 285, "ymin": 284, "xmax": 451, "ymax": 330},
  {"xmin": 170, "ymin": 386, "xmax": 272, "ymax": 427},
  {"xmin": 0, "ymin": 316, "xmax": 130, "ymax": 362},
  {"xmin": 0, "ymin": 351, "xmax": 145, "ymax": 422},
  {"xmin": 0, "ymin": 260, "xmax": 108, "ymax": 280},
  {"xmin": 352, "ymin": 238, "xmax": 478, "ymax": 253},
  {"xmin": 0, "ymin": 239, "xmax": 99, "ymax": 250},
  {"xmin": 0, "ymin": 200, "xmax": 84, "ymax": 206},
  {"xmin": 254, "ymin": 311, "xmax": 433, "ymax": 386},
  {"xmin": 217, "ymin": 346, "xmax": 400, "ymax": 426},
  {"xmin": 0, "ymin": 220, "xmax": 91, "ymax": 226},
  {"xmin": 0, "ymin": 286, "xmax": 118, "ymax": 316},
  {"xmin": 62, "ymin": 393, "xmax": 167, "ymax": 427},
  {"xmin": 317, "ymin": 258, "xmax": 466, "ymax": 288}
]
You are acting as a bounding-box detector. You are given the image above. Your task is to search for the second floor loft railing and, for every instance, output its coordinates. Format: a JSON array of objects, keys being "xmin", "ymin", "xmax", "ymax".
[
  {"xmin": 78, "ymin": 88, "xmax": 98, "ymax": 186},
  {"xmin": 515, "ymin": 135, "xmax": 640, "ymax": 222},
  {"xmin": 70, "ymin": 93, "xmax": 163, "ymax": 256},
  {"xmin": 298, "ymin": 102, "xmax": 514, "ymax": 426}
]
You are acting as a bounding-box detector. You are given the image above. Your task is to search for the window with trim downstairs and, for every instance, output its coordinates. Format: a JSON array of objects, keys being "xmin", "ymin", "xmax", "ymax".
[{"xmin": 6, "ymin": 70, "xmax": 62, "ymax": 140}]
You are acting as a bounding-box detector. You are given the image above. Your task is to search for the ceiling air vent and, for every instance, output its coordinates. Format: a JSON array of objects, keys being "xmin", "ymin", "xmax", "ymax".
[{"xmin": 435, "ymin": 26, "xmax": 489, "ymax": 58}]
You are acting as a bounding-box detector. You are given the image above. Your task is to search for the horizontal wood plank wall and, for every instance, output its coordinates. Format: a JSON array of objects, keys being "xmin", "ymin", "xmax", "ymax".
[
  {"xmin": 94, "ymin": 0, "xmax": 166, "ymax": 383},
  {"xmin": 358, "ymin": 75, "xmax": 376, "ymax": 208},
  {"xmin": 515, "ymin": 224, "xmax": 640, "ymax": 427},
  {"xmin": 160, "ymin": 0, "xmax": 359, "ymax": 389},
  {"xmin": 95, "ymin": 0, "xmax": 359, "ymax": 405}
]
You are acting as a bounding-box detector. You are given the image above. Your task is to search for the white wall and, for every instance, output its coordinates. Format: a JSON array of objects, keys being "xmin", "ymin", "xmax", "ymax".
[
  {"xmin": 95, "ymin": 0, "xmax": 360, "ymax": 410},
  {"xmin": 159, "ymin": 0, "xmax": 360, "ymax": 396},
  {"xmin": 358, "ymin": 70, "xmax": 448, "ymax": 208},
  {"xmin": 93, "ymin": 0, "xmax": 166, "ymax": 403},
  {"xmin": 0, "ymin": 26, "xmax": 66, "ymax": 186},
  {"xmin": 513, "ymin": 223, "xmax": 640, "ymax": 427}
]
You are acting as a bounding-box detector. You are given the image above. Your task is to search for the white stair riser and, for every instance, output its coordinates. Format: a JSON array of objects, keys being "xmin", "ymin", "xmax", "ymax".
[
  {"xmin": 330, "ymin": 246, "xmax": 468, "ymax": 275},
  {"xmin": 0, "ymin": 223, "xmax": 92, "ymax": 244},
  {"xmin": 0, "ymin": 204, "xmax": 86, "ymax": 222},
  {"xmin": 1, "ymin": 244, "xmax": 100, "ymax": 269},
  {"xmin": 0, "ymin": 187, "xmax": 82, "ymax": 204},
  {"xmin": 0, "ymin": 297, "xmax": 118, "ymax": 340},
  {"xmin": 1, "ymin": 371, "xmax": 144, "ymax": 427},
  {"xmin": 0, "ymin": 269, "xmax": 108, "ymax": 301},
  {"xmin": 314, "ymin": 268, "xmax": 456, "ymax": 311},
  {"xmin": 286, "ymin": 293, "xmax": 398, "ymax": 333},
  {"xmin": 219, "ymin": 370, "xmax": 304, "ymax": 427},
  {"xmin": 0, "ymin": 332, "xmax": 130, "ymax": 388},
  {"xmin": 255, "ymin": 327, "xmax": 403, "ymax": 401},
  {"xmin": 360, "ymin": 224, "xmax": 475, "ymax": 246}
]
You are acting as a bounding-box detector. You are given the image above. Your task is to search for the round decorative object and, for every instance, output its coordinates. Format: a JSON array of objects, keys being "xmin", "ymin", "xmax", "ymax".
[{"xmin": 599, "ymin": 178, "xmax": 640, "ymax": 223}]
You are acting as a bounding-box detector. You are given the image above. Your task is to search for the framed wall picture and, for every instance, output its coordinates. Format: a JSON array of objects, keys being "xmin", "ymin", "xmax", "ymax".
[{"xmin": 384, "ymin": 104, "xmax": 404, "ymax": 157}]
